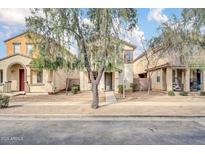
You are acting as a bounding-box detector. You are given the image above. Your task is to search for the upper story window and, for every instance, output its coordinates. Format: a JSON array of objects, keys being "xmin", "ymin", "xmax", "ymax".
[
  {"xmin": 13, "ymin": 43, "xmax": 21, "ymax": 54},
  {"xmin": 124, "ymin": 51, "xmax": 133, "ymax": 63},
  {"xmin": 26, "ymin": 43, "xmax": 33, "ymax": 54}
]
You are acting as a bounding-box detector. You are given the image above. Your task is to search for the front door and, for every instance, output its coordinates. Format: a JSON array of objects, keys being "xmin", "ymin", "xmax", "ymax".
[
  {"xmin": 19, "ymin": 69, "xmax": 25, "ymax": 91},
  {"xmin": 105, "ymin": 72, "xmax": 112, "ymax": 91}
]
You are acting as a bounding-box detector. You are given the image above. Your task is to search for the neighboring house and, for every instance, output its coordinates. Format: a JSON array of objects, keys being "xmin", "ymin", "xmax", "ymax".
[
  {"xmin": 0, "ymin": 32, "xmax": 79, "ymax": 94},
  {"xmin": 133, "ymin": 49, "xmax": 205, "ymax": 92},
  {"xmin": 80, "ymin": 42, "xmax": 136, "ymax": 92}
]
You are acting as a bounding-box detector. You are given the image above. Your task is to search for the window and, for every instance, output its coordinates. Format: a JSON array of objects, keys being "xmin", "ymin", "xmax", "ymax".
[
  {"xmin": 26, "ymin": 44, "xmax": 33, "ymax": 54},
  {"xmin": 13, "ymin": 43, "xmax": 21, "ymax": 54},
  {"xmin": 0, "ymin": 70, "xmax": 3, "ymax": 83},
  {"xmin": 156, "ymin": 70, "xmax": 160, "ymax": 83},
  {"xmin": 124, "ymin": 51, "xmax": 133, "ymax": 63},
  {"xmin": 37, "ymin": 71, "xmax": 43, "ymax": 83}
]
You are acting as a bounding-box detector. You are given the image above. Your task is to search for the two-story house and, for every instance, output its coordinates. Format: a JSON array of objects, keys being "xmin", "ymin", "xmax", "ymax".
[
  {"xmin": 0, "ymin": 32, "xmax": 79, "ymax": 94},
  {"xmin": 133, "ymin": 49, "xmax": 205, "ymax": 92},
  {"xmin": 80, "ymin": 42, "xmax": 136, "ymax": 92}
]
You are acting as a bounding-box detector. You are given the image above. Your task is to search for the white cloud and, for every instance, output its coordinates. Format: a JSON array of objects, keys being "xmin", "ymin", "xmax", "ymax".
[
  {"xmin": 119, "ymin": 26, "xmax": 145, "ymax": 58},
  {"xmin": 148, "ymin": 8, "xmax": 168, "ymax": 23},
  {"xmin": 0, "ymin": 8, "xmax": 31, "ymax": 26},
  {"xmin": 0, "ymin": 9, "xmax": 31, "ymax": 40}
]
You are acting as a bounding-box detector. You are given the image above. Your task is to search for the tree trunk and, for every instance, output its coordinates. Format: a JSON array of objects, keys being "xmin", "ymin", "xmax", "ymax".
[
  {"xmin": 147, "ymin": 72, "xmax": 151, "ymax": 95},
  {"xmin": 91, "ymin": 83, "xmax": 99, "ymax": 109},
  {"xmin": 148, "ymin": 77, "xmax": 151, "ymax": 95}
]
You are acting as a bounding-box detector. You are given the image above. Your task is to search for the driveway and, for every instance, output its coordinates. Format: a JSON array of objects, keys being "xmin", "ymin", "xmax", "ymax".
[{"xmin": 1, "ymin": 117, "xmax": 205, "ymax": 144}]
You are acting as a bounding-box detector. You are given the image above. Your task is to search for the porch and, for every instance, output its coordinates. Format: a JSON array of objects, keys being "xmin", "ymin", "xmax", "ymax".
[
  {"xmin": 0, "ymin": 63, "xmax": 53, "ymax": 94},
  {"xmin": 167, "ymin": 67, "xmax": 205, "ymax": 92}
]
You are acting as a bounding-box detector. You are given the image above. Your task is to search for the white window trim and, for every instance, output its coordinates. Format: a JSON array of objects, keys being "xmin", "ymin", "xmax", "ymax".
[{"xmin": 13, "ymin": 43, "xmax": 21, "ymax": 54}]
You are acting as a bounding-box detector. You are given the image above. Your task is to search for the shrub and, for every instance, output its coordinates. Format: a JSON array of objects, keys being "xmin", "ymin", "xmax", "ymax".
[
  {"xmin": 0, "ymin": 95, "xmax": 10, "ymax": 108},
  {"xmin": 168, "ymin": 91, "xmax": 175, "ymax": 96},
  {"xmin": 200, "ymin": 91, "xmax": 205, "ymax": 96},
  {"xmin": 71, "ymin": 86, "xmax": 78, "ymax": 94},
  {"xmin": 130, "ymin": 83, "xmax": 138, "ymax": 92},
  {"xmin": 72, "ymin": 84, "xmax": 80, "ymax": 91},
  {"xmin": 179, "ymin": 91, "xmax": 188, "ymax": 96},
  {"xmin": 118, "ymin": 85, "xmax": 123, "ymax": 94}
]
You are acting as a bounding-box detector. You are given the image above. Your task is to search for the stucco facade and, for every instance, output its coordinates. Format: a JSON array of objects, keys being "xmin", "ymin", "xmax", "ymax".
[
  {"xmin": 133, "ymin": 51, "xmax": 205, "ymax": 92},
  {"xmin": 80, "ymin": 44, "xmax": 135, "ymax": 92},
  {"xmin": 0, "ymin": 32, "xmax": 79, "ymax": 94}
]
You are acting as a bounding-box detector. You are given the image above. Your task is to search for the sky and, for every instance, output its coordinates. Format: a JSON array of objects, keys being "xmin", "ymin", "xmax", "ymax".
[{"xmin": 0, "ymin": 8, "xmax": 182, "ymax": 59}]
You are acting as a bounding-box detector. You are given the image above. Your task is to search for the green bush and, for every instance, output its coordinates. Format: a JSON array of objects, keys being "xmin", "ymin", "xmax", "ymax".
[
  {"xmin": 71, "ymin": 86, "xmax": 78, "ymax": 94},
  {"xmin": 118, "ymin": 85, "xmax": 123, "ymax": 94},
  {"xmin": 130, "ymin": 83, "xmax": 138, "ymax": 92},
  {"xmin": 168, "ymin": 91, "xmax": 175, "ymax": 96},
  {"xmin": 72, "ymin": 84, "xmax": 80, "ymax": 91},
  {"xmin": 0, "ymin": 95, "xmax": 10, "ymax": 108},
  {"xmin": 179, "ymin": 91, "xmax": 188, "ymax": 96},
  {"xmin": 200, "ymin": 91, "xmax": 205, "ymax": 96}
]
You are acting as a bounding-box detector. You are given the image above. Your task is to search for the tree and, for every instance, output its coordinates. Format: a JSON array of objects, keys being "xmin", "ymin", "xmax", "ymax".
[
  {"xmin": 26, "ymin": 8, "xmax": 137, "ymax": 109},
  {"xmin": 149, "ymin": 11, "xmax": 205, "ymax": 69},
  {"xmin": 138, "ymin": 36, "xmax": 170, "ymax": 95}
]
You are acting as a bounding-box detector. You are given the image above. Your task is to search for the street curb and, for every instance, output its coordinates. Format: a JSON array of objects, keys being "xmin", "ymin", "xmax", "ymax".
[{"xmin": 1, "ymin": 114, "xmax": 205, "ymax": 118}]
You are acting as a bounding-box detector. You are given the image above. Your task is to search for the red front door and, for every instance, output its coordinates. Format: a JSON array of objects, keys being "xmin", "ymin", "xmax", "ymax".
[{"xmin": 19, "ymin": 69, "xmax": 25, "ymax": 91}]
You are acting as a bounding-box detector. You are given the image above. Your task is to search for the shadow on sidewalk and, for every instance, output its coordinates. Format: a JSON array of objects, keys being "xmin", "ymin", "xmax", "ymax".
[
  {"xmin": 99, "ymin": 103, "xmax": 114, "ymax": 108},
  {"xmin": 7, "ymin": 105, "xmax": 23, "ymax": 109}
]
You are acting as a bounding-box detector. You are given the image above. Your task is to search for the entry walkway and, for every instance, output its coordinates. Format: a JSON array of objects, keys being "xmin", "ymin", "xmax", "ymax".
[{"xmin": 105, "ymin": 91, "xmax": 117, "ymax": 104}]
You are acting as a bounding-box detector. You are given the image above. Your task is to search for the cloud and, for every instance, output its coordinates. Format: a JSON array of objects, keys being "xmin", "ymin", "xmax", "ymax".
[
  {"xmin": 119, "ymin": 26, "xmax": 145, "ymax": 58},
  {"xmin": 0, "ymin": 9, "xmax": 31, "ymax": 40},
  {"xmin": 0, "ymin": 25, "xmax": 25, "ymax": 40},
  {"xmin": 0, "ymin": 8, "xmax": 31, "ymax": 26},
  {"xmin": 148, "ymin": 8, "xmax": 168, "ymax": 23}
]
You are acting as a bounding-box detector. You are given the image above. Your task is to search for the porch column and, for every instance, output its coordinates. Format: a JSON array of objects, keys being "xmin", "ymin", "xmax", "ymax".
[
  {"xmin": 80, "ymin": 71, "xmax": 84, "ymax": 91},
  {"xmin": 25, "ymin": 66, "xmax": 31, "ymax": 92},
  {"xmin": 182, "ymin": 70, "xmax": 185, "ymax": 90},
  {"xmin": 203, "ymin": 71, "xmax": 205, "ymax": 91},
  {"xmin": 26, "ymin": 66, "xmax": 31, "ymax": 84},
  {"xmin": 185, "ymin": 68, "xmax": 190, "ymax": 92},
  {"xmin": 3, "ymin": 68, "xmax": 7, "ymax": 83},
  {"xmin": 166, "ymin": 67, "xmax": 173, "ymax": 91},
  {"xmin": 99, "ymin": 71, "xmax": 105, "ymax": 91},
  {"xmin": 115, "ymin": 72, "xmax": 119, "ymax": 92}
]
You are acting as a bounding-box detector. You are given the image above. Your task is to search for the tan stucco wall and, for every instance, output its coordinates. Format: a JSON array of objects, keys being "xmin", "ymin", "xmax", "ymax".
[
  {"xmin": 133, "ymin": 56, "xmax": 147, "ymax": 76},
  {"xmin": 53, "ymin": 69, "xmax": 67, "ymax": 92},
  {"xmin": 0, "ymin": 54, "xmax": 71, "ymax": 94},
  {"xmin": 0, "ymin": 54, "xmax": 32, "ymax": 83},
  {"xmin": 80, "ymin": 66, "xmax": 133, "ymax": 92},
  {"xmin": 133, "ymin": 52, "xmax": 169, "ymax": 76},
  {"xmin": 150, "ymin": 69, "xmax": 163, "ymax": 90},
  {"xmin": 5, "ymin": 33, "xmax": 38, "ymax": 57},
  {"xmin": 8, "ymin": 64, "xmax": 24, "ymax": 91},
  {"xmin": 0, "ymin": 84, "xmax": 3, "ymax": 92},
  {"xmin": 124, "ymin": 64, "xmax": 133, "ymax": 89},
  {"xmin": 80, "ymin": 71, "xmax": 91, "ymax": 91}
]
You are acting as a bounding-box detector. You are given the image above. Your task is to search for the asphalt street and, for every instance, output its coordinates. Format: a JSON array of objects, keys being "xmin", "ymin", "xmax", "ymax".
[{"xmin": 1, "ymin": 117, "xmax": 205, "ymax": 145}]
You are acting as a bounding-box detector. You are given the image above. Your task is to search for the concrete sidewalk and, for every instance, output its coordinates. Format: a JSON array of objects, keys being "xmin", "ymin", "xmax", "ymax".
[
  {"xmin": 1, "ymin": 100, "xmax": 205, "ymax": 117},
  {"xmin": 105, "ymin": 91, "xmax": 117, "ymax": 104}
]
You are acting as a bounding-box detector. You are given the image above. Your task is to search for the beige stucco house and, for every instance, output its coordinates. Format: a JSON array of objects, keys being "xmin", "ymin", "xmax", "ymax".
[
  {"xmin": 80, "ymin": 42, "xmax": 136, "ymax": 92},
  {"xmin": 0, "ymin": 32, "xmax": 79, "ymax": 94},
  {"xmin": 133, "ymin": 49, "xmax": 205, "ymax": 92}
]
